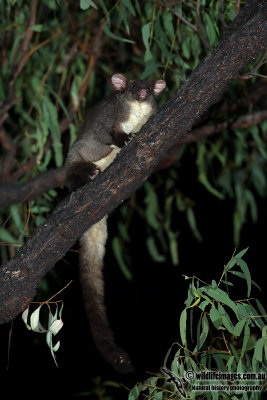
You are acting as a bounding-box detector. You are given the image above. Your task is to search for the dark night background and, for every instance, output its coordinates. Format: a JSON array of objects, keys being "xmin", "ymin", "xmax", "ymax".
[
  {"xmin": 1, "ymin": 151, "xmax": 266, "ymax": 398},
  {"xmin": 0, "ymin": 2, "xmax": 266, "ymax": 398}
]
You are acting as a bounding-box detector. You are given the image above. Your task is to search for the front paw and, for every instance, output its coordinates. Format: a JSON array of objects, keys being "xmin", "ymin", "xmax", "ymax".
[
  {"xmin": 124, "ymin": 133, "xmax": 134, "ymax": 146},
  {"xmin": 112, "ymin": 131, "xmax": 134, "ymax": 148},
  {"xmin": 66, "ymin": 161, "xmax": 100, "ymax": 191}
]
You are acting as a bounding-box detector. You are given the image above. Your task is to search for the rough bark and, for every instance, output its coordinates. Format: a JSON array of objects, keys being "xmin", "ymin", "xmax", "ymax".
[
  {"xmin": 0, "ymin": 0, "xmax": 266, "ymax": 324},
  {"xmin": 1, "ymin": 81, "xmax": 266, "ymax": 207},
  {"xmin": 0, "ymin": 168, "xmax": 66, "ymax": 206}
]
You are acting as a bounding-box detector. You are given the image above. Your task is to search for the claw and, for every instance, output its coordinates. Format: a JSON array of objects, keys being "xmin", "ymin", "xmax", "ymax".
[{"xmin": 90, "ymin": 168, "xmax": 100, "ymax": 180}]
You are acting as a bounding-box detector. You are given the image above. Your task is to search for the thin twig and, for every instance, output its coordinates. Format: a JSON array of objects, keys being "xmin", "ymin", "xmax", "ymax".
[
  {"xmin": 157, "ymin": 109, "xmax": 267, "ymax": 170},
  {"xmin": 27, "ymin": 29, "xmax": 62, "ymax": 59},
  {"xmin": 0, "ymin": 127, "xmax": 13, "ymax": 152},
  {"xmin": 156, "ymin": 0, "xmax": 212, "ymax": 50},
  {"xmin": 57, "ymin": 42, "xmax": 78, "ymax": 73},
  {"xmin": 18, "ymin": 201, "xmax": 31, "ymax": 243},
  {"xmin": 7, "ymin": 320, "xmax": 13, "ymax": 370},
  {"xmin": 181, "ymin": 109, "xmax": 267, "ymax": 145},
  {"xmin": 156, "ymin": 0, "xmax": 198, "ymax": 32},
  {"xmin": 235, "ymin": 0, "xmax": 240, "ymax": 16},
  {"xmin": 11, "ymin": 154, "xmax": 39, "ymax": 182},
  {"xmin": 0, "ymin": 98, "xmax": 22, "ymax": 124},
  {"xmin": 77, "ymin": 22, "xmax": 105, "ymax": 109},
  {"xmin": 60, "ymin": 23, "xmax": 105, "ymax": 130},
  {"xmin": 0, "ymin": 127, "xmax": 17, "ymax": 183},
  {"xmin": 222, "ymin": 331, "xmax": 231, "ymax": 355},
  {"xmin": 237, "ymin": 51, "xmax": 267, "ymax": 79},
  {"xmin": 9, "ymin": 0, "xmax": 39, "ymax": 86},
  {"xmin": 196, "ymin": 0, "xmax": 212, "ymax": 50},
  {"xmin": 219, "ymin": 0, "xmax": 228, "ymax": 28}
]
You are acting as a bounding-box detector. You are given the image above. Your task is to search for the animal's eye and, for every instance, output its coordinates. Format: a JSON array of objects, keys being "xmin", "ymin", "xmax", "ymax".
[{"xmin": 132, "ymin": 84, "xmax": 137, "ymax": 89}]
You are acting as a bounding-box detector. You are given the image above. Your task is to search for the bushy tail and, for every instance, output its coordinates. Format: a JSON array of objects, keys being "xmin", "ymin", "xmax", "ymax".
[{"xmin": 79, "ymin": 216, "xmax": 133, "ymax": 373}]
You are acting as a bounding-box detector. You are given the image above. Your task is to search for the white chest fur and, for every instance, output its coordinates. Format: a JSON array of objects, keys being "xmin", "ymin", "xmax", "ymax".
[
  {"xmin": 120, "ymin": 101, "xmax": 153, "ymax": 134},
  {"xmin": 94, "ymin": 101, "xmax": 154, "ymax": 172}
]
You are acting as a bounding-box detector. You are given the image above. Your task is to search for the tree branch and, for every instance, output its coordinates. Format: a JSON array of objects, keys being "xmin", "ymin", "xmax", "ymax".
[
  {"xmin": 0, "ymin": 0, "xmax": 266, "ymax": 324},
  {"xmin": 0, "ymin": 168, "xmax": 66, "ymax": 207},
  {"xmin": 183, "ymin": 109, "xmax": 267, "ymax": 143},
  {"xmin": 156, "ymin": 109, "xmax": 267, "ymax": 170},
  {"xmin": 1, "ymin": 106, "xmax": 266, "ymax": 206}
]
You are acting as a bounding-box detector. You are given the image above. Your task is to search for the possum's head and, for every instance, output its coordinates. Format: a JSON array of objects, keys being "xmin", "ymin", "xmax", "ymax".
[{"xmin": 111, "ymin": 73, "xmax": 166, "ymax": 102}]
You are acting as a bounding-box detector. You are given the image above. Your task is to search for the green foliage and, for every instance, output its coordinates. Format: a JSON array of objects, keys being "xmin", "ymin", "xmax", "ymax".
[
  {"xmin": 0, "ymin": 18, "xmax": 266, "ymax": 400},
  {"xmin": 1, "ymin": 0, "xmax": 266, "ymax": 270},
  {"xmin": 129, "ymin": 250, "xmax": 267, "ymax": 399}
]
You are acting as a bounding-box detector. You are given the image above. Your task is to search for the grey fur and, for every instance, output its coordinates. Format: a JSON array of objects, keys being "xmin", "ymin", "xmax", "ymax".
[{"xmin": 66, "ymin": 74, "xmax": 166, "ymax": 372}]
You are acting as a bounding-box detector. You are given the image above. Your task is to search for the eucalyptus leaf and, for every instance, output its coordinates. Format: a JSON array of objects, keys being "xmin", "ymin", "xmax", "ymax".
[
  {"xmin": 209, "ymin": 305, "xmax": 222, "ymax": 329},
  {"xmin": 122, "ymin": 0, "xmax": 136, "ymax": 16},
  {"xmin": 30, "ymin": 24, "xmax": 44, "ymax": 32},
  {"xmin": 198, "ymin": 313, "xmax": 209, "ymax": 350},
  {"xmin": 235, "ymin": 258, "xmax": 251, "ymax": 297},
  {"xmin": 198, "ymin": 300, "xmax": 209, "ymax": 311},
  {"xmin": 30, "ymin": 305, "xmax": 46, "ymax": 333},
  {"xmin": 167, "ymin": 230, "xmax": 179, "ymax": 266},
  {"xmin": 80, "ymin": 0, "xmax": 97, "ymax": 10},
  {"xmin": 180, "ymin": 309, "xmax": 187, "ymax": 346},
  {"xmin": 186, "ymin": 206, "xmax": 203, "ymax": 242},
  {"xmin": 233, "ymin": 319, "xmax": 247, "ymax": 336},
  {"xmin": 162, "ymin": 12, "xmax": 174, "ymax": 40},
  {"xmin": 144, "ymin": 182, "xmax": 160, "ymax": 230},
  {"xmin": 146, "ymin": 236, "xmax": 166, "ymax": 262},
  {"xmin": 202, "ymin": 12, "xmax": 218, "ymax": 46},
  {"xmin": 49, "ymin": 318, "xmax": 63, "ymax": 335},
  {"xmin": 255, "ymin": 299, "xmax": 267, "ymax": 323},
  {"xmin": 104, "ymin": 24, "xmax": 135, "ymax": 44},
  {"xmin": 201, "ymin": 287, "xmax": 237, "ymax": 313},
  {"xmin": 226, "ymin": 355, "xmax": 235, "ymax": 371},
  {"xmin": 112, "ymin": 237, "xmax": 132, "ymax": 280},
  {"xmin": 0, "ymin": 228, "xmax": 17, "ymax": 244},
  {"xmin": 22, "ymin": 307, "xmax": 31, "ymax": 330},
  {"xmin": 128, "ymin": 383, "xmax": 146, "ymax": 400},
  {"xmin": 241, "ymin": 323, "xmax": 250, "ymax": 358},
  {"xmin": 262, "ymin": 326, "xmax": 267, "ymax": 361},
  {"xmin": 221, "ymin": 315, "xmax": 234, "ymax": 334},
  {"xmin": 254, "ymin": 338, "xmax": 264, "ymax": 362}
]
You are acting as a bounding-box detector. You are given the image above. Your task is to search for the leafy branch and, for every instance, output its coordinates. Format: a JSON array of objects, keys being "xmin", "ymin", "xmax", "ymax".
[{"xmin": 129, "ymin": 249, "xmax": 267, "ymax": 400}]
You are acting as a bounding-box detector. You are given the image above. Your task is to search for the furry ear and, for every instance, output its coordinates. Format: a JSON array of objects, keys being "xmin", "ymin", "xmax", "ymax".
[
  {"xmin": 111, "ymin": 73, "xmax": 127, "ymax": 91},
  {"xmin": 153, "ymin": 79, "xmax": 166, "ymax": 95}
]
